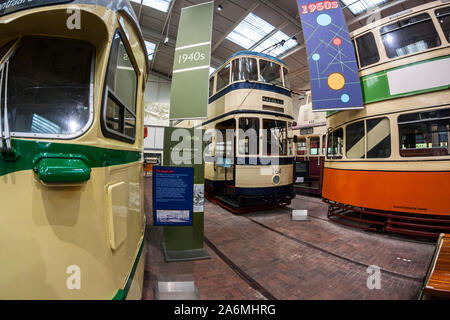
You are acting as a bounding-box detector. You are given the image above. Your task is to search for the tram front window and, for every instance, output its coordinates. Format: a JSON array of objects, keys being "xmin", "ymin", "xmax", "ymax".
[
  {"xmin": 380, "ymin": 13, "xmax": 441, "ymax": 59},
  {"xmin": 263, "ymin": 119, "xmax": 287, "ymax": 156},
  {"xmin": 283, "ymin": 68, "xmax": 290, "ymax": 89},
  {"xmin": 232, "ymin": 57, "xmax": 258, "ymax": 82},
  {"xmin": 260, "ymin": 60, "xmax": 283, "ymax": 87},
  {"xmin": 327, "ymin": 128, "xmax": 343, "ymax": 159},
  {"xmin": 2, "ymin": 37, "xmax": 93, "ymax": 136},
  {"xmin": 399, "ymin": 109, "xmax": 450, "ymax": 157}
]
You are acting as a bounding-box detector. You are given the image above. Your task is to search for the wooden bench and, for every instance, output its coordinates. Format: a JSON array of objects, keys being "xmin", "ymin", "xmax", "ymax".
[{"xmin": 423, "ymin": 234, "xmax": 450, "ymax": 298}]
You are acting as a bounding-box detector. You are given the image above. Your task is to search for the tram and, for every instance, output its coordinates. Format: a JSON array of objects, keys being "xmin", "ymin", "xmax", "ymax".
[
  {"xmin": 293, "ymin": 91, "xmax": 327, "ymax": 196},
  {"xmin": 0, "ymin": 0, "xmax": 148, "ymax": 299},
  {"xmin": 178, "ymin": 51, "xmax": 296, "ymax": 211},
  {"xmin": 323, "ymin": 0, "xmax": 450, "ymax": 238}
]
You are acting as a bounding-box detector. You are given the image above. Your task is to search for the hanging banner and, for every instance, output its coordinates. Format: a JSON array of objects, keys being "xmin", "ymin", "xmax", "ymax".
[
  {"xmin": 169, "ymin": 1, "xmax": 214, "ymax": 120},
  {"xmin": 296, "ymin": 1, "xmax": 364, "ymax": 112}
]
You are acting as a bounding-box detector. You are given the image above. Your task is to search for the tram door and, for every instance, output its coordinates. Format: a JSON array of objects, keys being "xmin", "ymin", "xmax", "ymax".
[{"xmin": 214, "ymin": 119, "xmax": 236, "ymax": 187}]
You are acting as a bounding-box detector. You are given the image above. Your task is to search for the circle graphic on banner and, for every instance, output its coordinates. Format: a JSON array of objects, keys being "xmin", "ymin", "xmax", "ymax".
[
  {"xmin": 312, "ymin": 53, "xmax": 321, "ymax": 61},
  {"xmin": 341, "ymin": 94, "xmax": 350, "ymax": 103},
  {"xmin": 317, "ymin": 14, "xmax": 332, "ymax": 26},
  {"xmin": 327, "ymin": 73, "xmax": 346, "ymax": 91},
  {"xmin": 333, "ymin": 37, "xmax": 343, "ymax": 46}
]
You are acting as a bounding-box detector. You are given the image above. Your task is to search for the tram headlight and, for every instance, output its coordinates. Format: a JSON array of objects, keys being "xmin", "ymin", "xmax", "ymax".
[{"xmin": 273, "ymin": 175, "xmax": 281, "ymax": 185}]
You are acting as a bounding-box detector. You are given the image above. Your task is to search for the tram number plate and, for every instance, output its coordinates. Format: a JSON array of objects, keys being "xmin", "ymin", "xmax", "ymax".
[{"xmin": 262, "ymin": 96, "xmax": 284, "ymax": 105}]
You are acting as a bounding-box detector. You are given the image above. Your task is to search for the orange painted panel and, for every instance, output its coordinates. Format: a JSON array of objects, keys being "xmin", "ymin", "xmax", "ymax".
[{"xmin": 323, "ymin": 168, "xmax": 450, "ymax": 216}]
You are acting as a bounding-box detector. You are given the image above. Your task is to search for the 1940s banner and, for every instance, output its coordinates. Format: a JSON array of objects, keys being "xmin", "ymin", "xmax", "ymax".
[{"xmin": 296, "ymin": 1, "xmax": 364, "ymax": 112}]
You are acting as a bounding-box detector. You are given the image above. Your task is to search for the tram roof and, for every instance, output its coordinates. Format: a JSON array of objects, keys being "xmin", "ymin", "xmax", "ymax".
[{"xmin": 211, "ymin": 50, "xmax": 288, "ymax": 78}]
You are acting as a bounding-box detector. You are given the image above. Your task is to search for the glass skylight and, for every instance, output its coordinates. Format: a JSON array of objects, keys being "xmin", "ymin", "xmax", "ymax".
[
  {"xmin": 341, "ymin": 0, "xmax": 388, "ymax": 15},
  {"xmin": 209, "ymin": 67, "xmax": 216, "ymax": 75},
  {"xmin": 145, "ymin": 41, "xmax": 156, "ymax": 60},
  {"xmin": 254, "ymin": 31, "xmax": 298, "ymax": 57},
  {"xmin": 130, "ymin": 0, "xmax": 172, "ymax": 13},
  {"xmin": 226, "ymin": 13, "xmax": 275, "ymax": 49}
]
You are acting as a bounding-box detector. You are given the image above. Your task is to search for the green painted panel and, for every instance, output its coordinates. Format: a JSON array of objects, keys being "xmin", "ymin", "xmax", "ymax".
[
  {"xmin": 0, "ymin": 139, "xmax": 141, "ymax": 177},
  {"xmin": 37, "ymin": 158, "xmax": 91, "ymax": 183}
]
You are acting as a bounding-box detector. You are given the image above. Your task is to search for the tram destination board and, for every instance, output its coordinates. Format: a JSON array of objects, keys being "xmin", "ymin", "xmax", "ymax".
[
  {"xmin": 0, "ymin": 0, "xmax": 72, "ymax": 17},
  {"xmin": 153, "ymin": 166, "xmax": 194, "ymax": 227}
]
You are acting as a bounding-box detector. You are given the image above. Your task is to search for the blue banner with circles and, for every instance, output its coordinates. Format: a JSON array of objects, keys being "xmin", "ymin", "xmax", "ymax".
[{"xmin": 296, "ymin": 0, "xmax": 364, "ymax": 111}]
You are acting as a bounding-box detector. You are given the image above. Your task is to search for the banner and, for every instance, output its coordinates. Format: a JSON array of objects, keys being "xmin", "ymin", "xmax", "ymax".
[
  {"xmin": 169, "ymin": 1, "xmax": 214, "ymax": 120},
  {"xmin": 296, "ymin": 1, "xmax": 364, "ymax": 111}
]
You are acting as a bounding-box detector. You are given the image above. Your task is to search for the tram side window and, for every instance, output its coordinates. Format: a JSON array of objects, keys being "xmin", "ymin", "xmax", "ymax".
[
  {"xmin": 436, "ymin": 7, "xmax": 450, "ymax": 43},
  {"xmin": 216, "ymin": 64, "xmax": 230, "ymax": 92},
  {"xmin": 297, "ymin": 138, "xmax": 306, "ymax": 155},
  {"xmin": 231, "ymin": 57, "xmax": 258, "ymax": 82},
  {"xmin": 327, "ymin": 128, "xmax": 343, "ymax": 159},
  {"xmin": 263, "ymin": 119, "xmax": 287, "ymax": 156},
  {"xmin": 310, "ymin": 137, "xmax": 320, "ymax": 156},
  {"xmin": 346, "ymin": 121, "xmax": 365, "ymax": 159},
  {"xmin": 6, "ymin": 37, "xmax": 93, "ymax": 136},
  {"xmin": 380, "ymin": 13, "xmax": 441, "ymax": 59},
  {"xmin": 283, "ymin": 68, "xmax": 290, "ymax": 88},
  {"xmin": 238, "ymin": 118, "xmax": 259, "ymax": 155},
  {"xmin": 260, "ymin": 60, "xmax": 283, "ymax": 87},
  {"xmin": 399, "ymin": 109, "xmax": 450, "ymax": 157},
  {"xmin": 322, "ymin": 135, "xmax": 326, "ymax": 155},
  {"xmin": 209, "ymin": 76, "xmax": 215, "ymax": 97},
  {"xmin": 367, "ymin": 117, "xmax": 391, "ymax": 158},
  {"xmin": 356, "ymin": 32, "xmax": 380, "ymax": 68},
  {"xmin": 103, "ymin": 33, "xmax": 138, "ymax": 142}
]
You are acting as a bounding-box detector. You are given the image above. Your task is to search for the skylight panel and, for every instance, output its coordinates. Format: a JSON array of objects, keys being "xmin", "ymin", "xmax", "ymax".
[
  {"xmin": 341, "ymin": 0, "xmax": 388, "ymax": 15},
  {"xmin": 130, "ymin": 0, "xmax": 172, "ymax": 13},
  {"xmin": 145, "ymin": 41, "xmax": 156, "ymax": 60},
  {"xmin": 209, "ymin": 67, "xmax": 216, "ymax": 75},
  {"xmin": 254, "ymin": 31, "xmax": 298, "ymax": 57},
  {"xmin": 226, "ymin": 13, "xmax": 276, "ymax": 49}
]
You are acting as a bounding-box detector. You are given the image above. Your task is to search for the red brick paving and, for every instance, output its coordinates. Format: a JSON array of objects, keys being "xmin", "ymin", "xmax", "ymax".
[{"xmin": 143, "ymin": 178, "xmax": 435, "ymax": 300}]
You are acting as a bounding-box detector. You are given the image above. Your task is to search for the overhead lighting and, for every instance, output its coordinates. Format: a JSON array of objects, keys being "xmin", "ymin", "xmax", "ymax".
[
  {"xmin": 130, "ymin": 0, "xmax": 173, "ymax": 13},
  {"xmin": 254, "ymin": 31, "xmax": 298, "ymax": 57},
  {"xmin": 341, "ymin": 0, "xmax": 388, "ymax": 15},
  {"xmin": 145, "ymin": 41, "xmax": 157, "ymax": 60},
  {"xmin": 226, "ymin": 13, "xmax": 275, "ymax": 49},
  {"xmin": 217, "ymin": 4, "xmax": 223, "ymax": 11}
]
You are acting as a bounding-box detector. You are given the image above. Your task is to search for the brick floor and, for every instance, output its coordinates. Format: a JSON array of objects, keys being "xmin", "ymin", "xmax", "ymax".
[{"xmin": 143, "ymin": 177, "xmax": 436, "ymax": 300}]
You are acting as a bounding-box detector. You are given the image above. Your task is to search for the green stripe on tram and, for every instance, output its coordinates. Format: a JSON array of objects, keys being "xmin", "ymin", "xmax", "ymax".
[{"xmin": 0, "ymin": 139, "xmax": 141, "ymax": 177}]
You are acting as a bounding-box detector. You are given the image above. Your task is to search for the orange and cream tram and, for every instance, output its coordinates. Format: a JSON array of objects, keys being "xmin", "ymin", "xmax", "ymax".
[{"xmin": 323, "ymin": 0, "xmax": 450, "ymax": 238}]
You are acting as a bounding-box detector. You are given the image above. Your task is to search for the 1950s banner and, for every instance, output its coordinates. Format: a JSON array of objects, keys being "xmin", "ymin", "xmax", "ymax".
[{"xmin": 296, "ymin": 0, "xmax": 364, "ymax": 112}]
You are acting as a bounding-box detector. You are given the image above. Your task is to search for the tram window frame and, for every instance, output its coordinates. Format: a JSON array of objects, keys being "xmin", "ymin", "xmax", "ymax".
[
  {"xmin": 398, "ymin": 109, "xmax": 450, "ymax": 158},
  {"xmin": 216, "ymin": 64, "xmax": 230, "ymax": 93},
  {"xmin": 355, "ymin": 32, "xmax": 380, "ymax": 68},
  {"xmin": 0, "ymin": 39, "xmax": 16, "ymax": 62},
  {"xmin": 231, "ymin": 57, "xmax": 258, "ymax": 83},
  {"xmin": 101, "ymin": 30, "xmax": 138, "ymax": 143},
  {"xmin": 367, "ymin": 117, "xmax": 391, "ymax": 159},
  {"xmin": 346, "ymin": 121, "xmax": 366, "ymax": 159},
  {"xmin": 297, "ymin": 137, "xmax": 306, "ymax": 155},
  {"xmin": 436, "ymin": 7, "xmax": 450, "ymax": 43},
  {"xmin": 282, "ymin": 67, "xmax": 290, "ymax": 89},
  {"xmin": 209, "ymin": 75, "xmax": 215, "ymax": 97},
  {"xmin": 4, "ymin": 37, "xmax": 95, "ymax": 139},
  {"xmin": 310, "ymin": 137, "xmax": 320, "ymax": 156},
  {"xmin": 327, "ymin": 128, "xmax": 343, "ymax": 160},
  {"xmin": 322, "ymin": 135, "xmax": 326, "ymax": 156},
  {"xmin": 380, "ymin": 13, "xmax": 441, "ymax": 59},
  {"xmin": 259, "ymin": 60, "xmax": 283, "ymax": 87},
  {"xmin": 263, "ymin": 119, "xmax": 288, "ymax": 156},
  {"xmin": 238, "ymin": 117, "xmax": 260, "ymax": 156}
]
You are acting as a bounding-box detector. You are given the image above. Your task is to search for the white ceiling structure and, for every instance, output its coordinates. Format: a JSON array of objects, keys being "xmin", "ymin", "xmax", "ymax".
[{"xmin": 130, "ymin": 0, "xmax": 436, "ymax": 94}]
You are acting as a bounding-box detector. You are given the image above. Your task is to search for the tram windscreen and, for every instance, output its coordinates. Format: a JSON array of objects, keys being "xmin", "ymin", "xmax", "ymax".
[
  {"xmin": 263, "ymin": 119, "xmax": 287, "ymax": 156},
  {"xmin": 380, "ymin": 13, "xmax": 441, "ymax": 59},
  {"xmin": 260, "ymin": 60, "xmax": 283, "ymax": 87},
  {"xmin": 4, "ymin": 37, "xmax": 93, "ymax": 136},
  {"xmin": 232, "ymin": 57, "xmax": 258, "ymax": 82}
]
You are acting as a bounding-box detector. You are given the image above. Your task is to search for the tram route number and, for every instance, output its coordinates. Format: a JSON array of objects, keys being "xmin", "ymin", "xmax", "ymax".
[
  {"xmin": 178, "ymin": 51, "xmax": 206, "ymax": 64},
  {"xmin": 300, "ymin": 1, "xmax": 339, "ymax": 14}
]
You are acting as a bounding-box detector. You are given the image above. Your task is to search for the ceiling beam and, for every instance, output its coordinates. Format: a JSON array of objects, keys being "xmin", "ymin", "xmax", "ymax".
[
  {"xmin": 211, "ymin": 0, "xmax": 260, "ymax": 53},
  {"xmin": 257, "ymin": 0, "xmax": 302, "ymax": 29},
  {"xmin": 248, "ymin": 21, "xmax": 289, "ymax": 51},
  {"xmin": 347, "ymin": 0, "xmax": 409, "ymax": 26}
]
